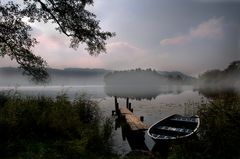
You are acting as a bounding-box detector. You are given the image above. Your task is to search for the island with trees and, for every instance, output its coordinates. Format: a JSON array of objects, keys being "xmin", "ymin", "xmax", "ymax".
[
  {"xmin": 104, "ymin": 68, "xmax": 195, "ymax": 86},
  {"xmin": 197, "ymin": 61, "xmax": 240, "ymax": 93}
]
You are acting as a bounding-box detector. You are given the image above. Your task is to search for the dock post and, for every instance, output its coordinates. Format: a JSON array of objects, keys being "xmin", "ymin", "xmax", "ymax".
[
  {"xmin": 130, "ymin": 108, "xmax": 133, "ymax": 112},
  {"xmin": 116, "ymin": 103, "xmax": 120, "ymax": 116},
  {"xmin": 128, "ymin": 103, "xmax": 132, "ymax": 110},
  {"xmin": 114, "ymin": 96, "xmax": 118, "ymax": 106},
  {"xmin": 140, "ymin": 116, "xmax": 144, "ymax": 122},
  {"xmin": 126, "ymin": 98, "xmax": 129, "ymax": 109},
  {"xmin": 128, "ymin": 103, "xmax": 133, "ymax": 112},
  {"xmin": 114, "ymin": 97, "xmax": 120, "ymax": 116}
]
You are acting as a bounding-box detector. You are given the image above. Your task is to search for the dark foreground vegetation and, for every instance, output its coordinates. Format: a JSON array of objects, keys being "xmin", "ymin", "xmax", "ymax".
[
  {"xmin": 0, "ymin": 93, "xmax": 115, "ymax": 159},
  {"xmin": 0, "ymin": 91, "xmax": 239, "ymax": 159},
  {"xmin": 168, "ymin": 93, "xmax": 240, "ymax": 159}
]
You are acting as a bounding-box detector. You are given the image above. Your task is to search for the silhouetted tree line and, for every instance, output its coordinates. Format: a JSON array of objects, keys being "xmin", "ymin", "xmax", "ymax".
[
  {"xmin": 0, "ymin": 67, "xmax": 109, "ymax": 86},
  {"xmin": 104, "ymin": 68, "xmax": 193, "ymax": 86},
  {"xmin": 198, "ymin": 61, "xmax": 240, "ymax": 89},
  {"xmin": 0, "ymin": 67, "xmax": 109, "ymax": 77}
]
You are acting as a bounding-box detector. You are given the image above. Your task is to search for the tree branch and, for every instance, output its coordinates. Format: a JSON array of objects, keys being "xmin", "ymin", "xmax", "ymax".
[{"xmin": 36, "ymin": 0, "xmax": 72, "ymax": 37}]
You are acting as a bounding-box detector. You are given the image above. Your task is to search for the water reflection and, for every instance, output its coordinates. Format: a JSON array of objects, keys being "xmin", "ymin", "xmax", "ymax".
[
  {"xmin": 115, "ymin": 115, "xmax": 171, "ymax": 158},
  {"xmin": 115, "ymin": 117, "xmax": 149, "ymax": 151},
  {"xmin": 0, "ymin": 85, "xmax": 203, "ymax": 155},
  {"xmin": 198, "ymin": 87, "xmax": 240, "ymax": 99},
  {"xmin": 104, "ymin": 85, "xmax": 183, "ymax": 100},
  {"xmin": 0, "ymin": 85, "xmax": 106, "ymax": 99}
]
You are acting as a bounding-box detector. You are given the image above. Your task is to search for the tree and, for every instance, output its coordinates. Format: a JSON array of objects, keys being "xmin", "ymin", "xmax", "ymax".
[
  {"xmin": 225, "ymin": 60, "xmax": 240, "ymax": 74},
  {"xmin": 0, "ymin": 0, "xmax": 115, "ymax": 82}
]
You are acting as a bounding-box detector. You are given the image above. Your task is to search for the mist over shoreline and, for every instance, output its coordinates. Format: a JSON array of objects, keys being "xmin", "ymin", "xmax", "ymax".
[{"xmin": 0, "ymin": 67, "xmax": 195, "ymax": 86}]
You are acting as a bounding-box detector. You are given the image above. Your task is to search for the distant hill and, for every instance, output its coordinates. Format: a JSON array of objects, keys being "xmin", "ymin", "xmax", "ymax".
[
  {"xmin": 0, "ymin": 67, "xmax": 195, "ymax": 86},
  {"xmin": 0, "ymin": 67, "xmax": 109, "ymax": 86},
  {"xmin": 0, "ymin": 67, "xmax": 109, "ymax": 76}
]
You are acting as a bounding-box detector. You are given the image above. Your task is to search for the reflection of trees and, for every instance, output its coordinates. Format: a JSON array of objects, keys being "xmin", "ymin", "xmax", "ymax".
[
  {"xmin": 117, "ymin": 119, "xmax": 149, "ymax": 151},
  {"xmin": 198, "ymin": 87, "xmax": 240, "ymax": 99},
  {"xmin": 104, "ymin": 85, "xmax": 183, "ymax": 100}
]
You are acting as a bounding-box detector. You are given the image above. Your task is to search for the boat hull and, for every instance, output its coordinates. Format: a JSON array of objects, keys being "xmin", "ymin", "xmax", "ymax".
[{"xmin": 147, "ymin": 114, "xmax": 200, "ymax": 142}]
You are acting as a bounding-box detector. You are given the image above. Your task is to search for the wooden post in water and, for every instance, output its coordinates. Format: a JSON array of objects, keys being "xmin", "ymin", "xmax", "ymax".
[
  {"xmin": 115, "ymin": 96, "xmax": 118, "ymax": 106},
  {"xmin": 114, "ymin": 97, "xmax": 119, "ymax": 116},
  {"xmin": 128, "ymin": 103, "xmax": 133, "ymax": 112},
  {"xmin": 116, "ymin": 102, "xmax": 119, "ymax": 116},
  {"xmin": 130, "ymin": 108, "xmax": 133, "ymax": 112},
  {"xmin": 126, "ymin": 98, "xmax": 129, "ymax": 109}
]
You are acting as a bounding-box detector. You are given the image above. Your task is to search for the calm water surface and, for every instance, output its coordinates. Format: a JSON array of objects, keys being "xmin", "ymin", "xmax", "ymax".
[{"xmin": 0, "ymin": 85, "xmax": 204, "ymax": 154}]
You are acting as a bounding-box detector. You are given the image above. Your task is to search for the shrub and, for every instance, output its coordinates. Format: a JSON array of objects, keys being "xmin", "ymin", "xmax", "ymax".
[
  {"xmin": 168, "ymin": 94, "xmax": 240, "ymax": 159},
  {"xmin": 0, "ymin": 93, "xmax": 115, "ymax": 159}
]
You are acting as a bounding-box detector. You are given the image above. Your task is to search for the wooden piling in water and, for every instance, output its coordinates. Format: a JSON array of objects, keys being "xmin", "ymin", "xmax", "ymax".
[
  {"xmin": 114, "ymin": 96, "xmax": 118, "ymax": 106},
  {"xmin": 128, "ymin": 102, "xmax": 133, "ymax": 112},
  {"xmin": 114, "ymin": 97, "xmax": 120, "ymax": 116},
  {"xmin": 115, "ymin": 103, "xmax": 119, "ymax": 116},
  {"xmin": 126, "ymin": 98, "xmax": 129, "ymax": 108}
]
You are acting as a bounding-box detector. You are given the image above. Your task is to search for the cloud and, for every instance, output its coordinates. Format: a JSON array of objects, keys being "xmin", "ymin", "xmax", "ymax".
[
  {"xmin": 106, "ymin": 42, "xmax": 144, "ymax": 54},
  {"xmin": 160, "ymin": 17, "xmax": 224, "ymax": 46},
  {"xmin": 190, "ymin": 17, "xmax": 224, "ymax": 38},
  {"xmin": 160, "ymin": 36, "xmax": 190, "ymax": 46}
]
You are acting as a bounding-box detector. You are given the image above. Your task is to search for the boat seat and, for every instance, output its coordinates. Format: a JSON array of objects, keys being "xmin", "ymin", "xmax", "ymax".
[
  {"xmin": 151, "ymin": 133, "xmax": 176, "ymax": 139},
  {"xmin": 170, "ymin": 116, "xmax": 198, "ymax": 123},
  {"xmin": 157, "ymin": 126, "xmax": 193, "ymax": 134}
]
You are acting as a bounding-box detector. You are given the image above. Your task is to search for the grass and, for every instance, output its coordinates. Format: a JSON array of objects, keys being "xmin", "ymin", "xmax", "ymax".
[
  {"xmin": 168, "ymin": 93, "xmax": 240, "ymax": 159},
  {"xmin": 0, "ymin": 93, "xmax": 116, "ymax": 159},
  {"xmin": 1, "ymin": 91, "xmax": 239, "ymax": 159}
]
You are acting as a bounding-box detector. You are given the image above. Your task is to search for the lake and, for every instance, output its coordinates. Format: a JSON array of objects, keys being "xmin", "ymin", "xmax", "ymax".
[{"xmin": 0, "ymin": 85, "xmax": 204, "ymax": 154}]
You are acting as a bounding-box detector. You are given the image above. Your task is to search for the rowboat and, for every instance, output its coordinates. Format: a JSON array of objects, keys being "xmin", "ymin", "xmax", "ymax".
[{"xmin": 147, "ymin": 114, "xmax": 200, "ymax": 142}]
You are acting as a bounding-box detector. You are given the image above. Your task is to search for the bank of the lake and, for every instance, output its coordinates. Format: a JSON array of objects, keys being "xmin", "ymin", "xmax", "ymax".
[
  {"xmin": 1, "ymin": 86, "xmax": 240, "ymax": 159},
  {"xmin": 0, "ymin": 85, "xmax": 203, "ymax": 154}
]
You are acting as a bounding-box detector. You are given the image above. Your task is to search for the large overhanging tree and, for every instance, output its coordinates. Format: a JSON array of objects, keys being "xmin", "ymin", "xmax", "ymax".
[{"xmin": 0, "ymin": 0, "xmax": 115, "ymax": 82}]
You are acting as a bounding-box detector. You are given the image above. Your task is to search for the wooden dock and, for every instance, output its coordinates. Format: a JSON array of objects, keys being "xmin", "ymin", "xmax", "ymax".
[{"xmin": 119, "ymin": 107, "xmax": 148, "ymax": 131}]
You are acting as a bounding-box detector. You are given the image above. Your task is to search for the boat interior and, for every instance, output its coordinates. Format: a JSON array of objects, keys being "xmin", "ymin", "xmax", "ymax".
[{"xmin": 149, "ymin": 115, "xmax": 199, "ymax": 139}]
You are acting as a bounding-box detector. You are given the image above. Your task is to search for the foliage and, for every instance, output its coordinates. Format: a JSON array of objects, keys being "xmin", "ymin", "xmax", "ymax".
[
  {"xmin": 198, "ymin": 60, "xmax": 240, "ymax": 89},
  {"xmin": 104, "ymin": 68, "xmax": 193, "ymax": 86},
  {"xmin": 0, "ymin": 0, "xmax": 115, "ymax": 82},
  {"xmin": 168, "ymin": 94, "xmax": 240, "ymax": 159},
  {"xmin": 0, "ymin": 93, "xmax": 116, "ymax": 159},
  {"xmin": 0, "ymin": 1, "xmax": 48, "ymax": 83}
]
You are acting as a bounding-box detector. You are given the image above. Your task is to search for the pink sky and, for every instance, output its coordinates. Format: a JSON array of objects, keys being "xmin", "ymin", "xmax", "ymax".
[{"xmin": 0, "ymin": 1, "xmax": 239, "ymax": 77}]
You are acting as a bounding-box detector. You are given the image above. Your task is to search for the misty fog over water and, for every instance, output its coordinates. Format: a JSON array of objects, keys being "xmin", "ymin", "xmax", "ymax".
[
  {"xmin": 0, "ymin": 84, "xmax": 204, "ymax": 153},
  {"xmin": 1, "ymin": 67, "xmax": 239, "ymax": 154}
]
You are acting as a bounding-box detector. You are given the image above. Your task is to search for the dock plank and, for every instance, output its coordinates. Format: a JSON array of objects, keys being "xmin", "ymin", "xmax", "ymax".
[
  {"xmin": 119, "ymin": 107, "xmax": 132, "ymax": 115},
  {"xmin": 119, "ymin": 108, "xmax": 148, "ymax": 131}
]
